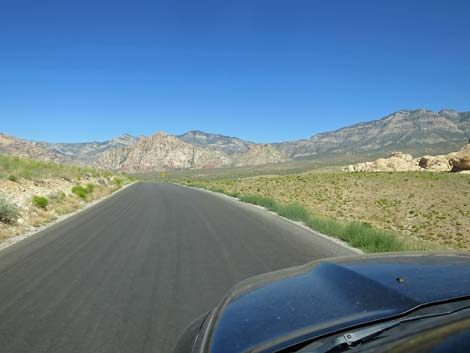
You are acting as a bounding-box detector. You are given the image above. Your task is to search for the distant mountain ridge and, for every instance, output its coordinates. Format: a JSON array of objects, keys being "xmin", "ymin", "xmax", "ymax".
[
  {"xmin": 39, "ymin": 133, "xmax": 140, "ymax": 164},
  {"xmin": 0, "ymin": 133, "xmax": 139, "ymax": 165},
  {"xmin": 177, "ymin": 130, "xmax": 253, "ymax": 154},
  {"xmin": 277, "ymin": 109, "xmax": 470, "ymax": 158},
  {"xmin": 1, "ymin": 108, "xmax": 469, "ymax": 172}
]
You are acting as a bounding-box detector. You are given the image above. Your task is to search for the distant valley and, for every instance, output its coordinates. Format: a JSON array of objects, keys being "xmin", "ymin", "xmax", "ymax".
[{"xmin": 1, "ymin": 108, "xmax": 469, "ymax": 173}]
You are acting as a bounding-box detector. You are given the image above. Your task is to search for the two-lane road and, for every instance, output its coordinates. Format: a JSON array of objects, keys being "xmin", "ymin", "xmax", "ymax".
[{"xmin": 0, "ymin": 182, "xmax": 353, "ymax": 353}]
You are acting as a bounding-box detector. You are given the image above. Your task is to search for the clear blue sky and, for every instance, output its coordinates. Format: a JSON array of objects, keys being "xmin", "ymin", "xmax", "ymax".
[{"xmin": 1, "ymin": 0, "xmax": 469, "ymax": 143}]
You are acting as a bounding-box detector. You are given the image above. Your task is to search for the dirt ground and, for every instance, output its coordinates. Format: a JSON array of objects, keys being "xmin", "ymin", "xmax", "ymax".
[{"xmin": 197, "ymin": 171, "xmax": 470, "ymax": 250}]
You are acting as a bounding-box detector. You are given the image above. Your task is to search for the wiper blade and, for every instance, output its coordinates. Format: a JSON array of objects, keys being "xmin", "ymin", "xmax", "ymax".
[{"xmin": 301, "ymin": 304, "xmax": 470, "ymax": 353}]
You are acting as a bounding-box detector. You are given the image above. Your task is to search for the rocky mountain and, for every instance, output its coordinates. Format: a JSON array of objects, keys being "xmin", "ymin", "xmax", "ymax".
[
  {"xmin": 39, "ymin": 134, "xmax": 140, "ymax": 164},
  {"xmin": 97, "ymin": 132, "xmax": 232, "ymax": 172},
  {"xmin": 177, "ymin": 130, "xmax": 253, "ymax": 154},
  {"xmin": 277, "ymin": 109, "xmax": 470, "ymax": 158},
  {"xmin": 0, "ymin": 133, "xmax": 68, "ymax": 163},
  {"xmin": 96, "ymin": 132, "xmax": 286, "ymax": 172},
  {"xmin": 2, "ymin": 108, "xmax": 470, "ymax": 172},
  {"xmin": 232, "ymin": 144, "xmax": 286, "ymax": 167},
  {"xmin": 0, "ymin": 130, "xmax": 286, "ymax": 172},
  {"xmin": 0, "ymin": 133, "xmax": 139, "ymax": 165}
]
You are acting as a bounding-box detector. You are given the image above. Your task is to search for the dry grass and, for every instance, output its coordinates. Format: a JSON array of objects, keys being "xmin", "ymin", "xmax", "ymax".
[
  {"xmin": 184, "ymin": 171, "xmax": 470, "ymax": 251},
  {"xmin": 0, "ymin": 154, "xmax": 105, "ymax": 181}
]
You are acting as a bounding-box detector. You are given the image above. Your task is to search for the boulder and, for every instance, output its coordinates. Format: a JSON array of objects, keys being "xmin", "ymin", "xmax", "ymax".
[
  {"xmin": 344, "ymin": 152, "xmax": 420, "ymax": 172},
  {"xmin": 418, "ymin": 155, "xmax": 451, "ymax": 172},
  {"xmin": 446, "ymin": 152, "xmax": 458, "ymax": 161},
  {"xmin": 345, "ymin": 144, "xmax": 470, "ymax": 173},
  {"xmin": 389, "ymin": 152, "xmax": 413, "ymax": 161},
  {"xmin": 450, "ymin": 144, "xmax": 470, "ymax": 172}
]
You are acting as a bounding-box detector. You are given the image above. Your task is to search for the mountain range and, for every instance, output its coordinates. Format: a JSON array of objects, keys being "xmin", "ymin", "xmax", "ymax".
[
  {"xmin": 276, "ymin": 109, "xmax": 470, "ymax": 158},
  {"xmin": 1, "ymin": 109, "xmax": 469, "ymax": 172}
]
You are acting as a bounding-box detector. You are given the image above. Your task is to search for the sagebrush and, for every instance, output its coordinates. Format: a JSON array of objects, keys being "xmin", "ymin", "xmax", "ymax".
[{"xmin": 0, "ymin": 197, "xmax": 20, "ymax": 224}]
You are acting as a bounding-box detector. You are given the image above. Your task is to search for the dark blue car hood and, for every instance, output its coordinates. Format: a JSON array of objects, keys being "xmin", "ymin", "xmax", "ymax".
[{"xmin": 201, "ymin": 252, "xmax": 470, "ymax": 353}]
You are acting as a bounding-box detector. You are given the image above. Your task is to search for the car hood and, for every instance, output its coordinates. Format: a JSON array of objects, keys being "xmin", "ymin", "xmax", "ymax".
[{"xmin": 203, "ymin": 252, "xmax": 470, "ymax": 353}]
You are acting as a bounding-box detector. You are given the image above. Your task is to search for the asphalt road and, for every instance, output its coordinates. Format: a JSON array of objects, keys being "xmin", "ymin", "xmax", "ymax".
[{"xmin": 0, "ymin": 182, "xmax": 354, "ymax": 353}]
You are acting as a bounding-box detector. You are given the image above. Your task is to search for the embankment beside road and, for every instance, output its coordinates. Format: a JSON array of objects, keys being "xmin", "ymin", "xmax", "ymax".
[{"xmin": 0, "ymin": 154, "xmax": 134, "ymax": 248}]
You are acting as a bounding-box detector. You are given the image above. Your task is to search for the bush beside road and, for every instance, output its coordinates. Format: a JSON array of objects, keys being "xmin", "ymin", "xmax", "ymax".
[{"xmin": 0, "ymin": 154, "xmax": 134, "ymax": 244}]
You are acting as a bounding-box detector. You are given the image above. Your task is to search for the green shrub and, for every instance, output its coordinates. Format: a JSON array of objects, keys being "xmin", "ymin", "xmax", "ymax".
[
  {"xmin": 32, "ymin": 195, "xmax": 49, "ymax": 209},
  {"xmin": 0, "ymin": 197, "xmax": 19, "ymax": 224},
  {"xmin": 72, "ymin": 184, "xmax": 95, "ymax": 199},
  {"xmin": 112, "ymin": 178, "xmax": 122, "ymax": 186},
  {"xmin": 7, "ymin": 175, "xmax": 17, "ymax": 182},
  {"xmin": 239, "ymin": 194, "xmax": 280, "ymax": 212},
  {"xmin": 277, "ymin": 203, "xmax": 310, "ymax": 222},
  {"xmin": 72, "ymin": 185, "xmax": 88, "ymax": 199}
]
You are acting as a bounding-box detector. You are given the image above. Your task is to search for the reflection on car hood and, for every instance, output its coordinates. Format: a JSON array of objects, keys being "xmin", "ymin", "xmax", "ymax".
[{"xmin": 206, "ymin": 252, "xmax": 470, "ymax": 353}]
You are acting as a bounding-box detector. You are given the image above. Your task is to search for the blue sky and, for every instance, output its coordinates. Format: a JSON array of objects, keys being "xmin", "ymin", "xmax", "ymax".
[{"xmin": 1, "ymin": 0, "xmax": 469, "ymax": 143}]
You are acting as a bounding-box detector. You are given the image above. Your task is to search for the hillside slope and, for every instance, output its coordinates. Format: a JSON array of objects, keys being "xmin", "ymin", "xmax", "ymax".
[
  {"xmin": 0, "ymin": 133, "xmax": 139, "ymax": 165},
  {"xmin": 278, "ymin": 109, "xmax": 470, "ymax": 158}
]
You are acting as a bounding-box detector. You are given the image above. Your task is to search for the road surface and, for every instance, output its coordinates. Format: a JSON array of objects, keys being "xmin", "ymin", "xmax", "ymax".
[{"xmin": 0, "ymin": 182, "xmax": 354, "ymax": 353}]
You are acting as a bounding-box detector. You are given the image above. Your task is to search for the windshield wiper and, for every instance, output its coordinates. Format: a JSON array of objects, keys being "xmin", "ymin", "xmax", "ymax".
[{"xmin": 300, "ymin": 304, "xmax": 470, "ymax": 353}]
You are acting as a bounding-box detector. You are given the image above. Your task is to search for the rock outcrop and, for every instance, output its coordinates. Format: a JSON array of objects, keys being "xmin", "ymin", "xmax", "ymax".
[
  {"xmin": 345, "ymin": 152, "xmax": 421, "ymax": 172},
  {"xmin": 449, "ymin": 143, "xmax": 470, "ymax": 172},
  {"xmin": 418, "ymin": 155, "xmax": 451, "ymax": 172},
  {"xmin": 344, "ymin": 144, "xmax": 470, "ymax": 173}
]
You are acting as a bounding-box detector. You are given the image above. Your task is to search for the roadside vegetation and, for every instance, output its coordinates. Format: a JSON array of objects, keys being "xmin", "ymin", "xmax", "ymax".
[
  {"xmin": 181, "ymin": 171, "xmax": 470, "ymax": 252},
  {"xmin": 32, "ymin": 195, "xmax": 49, "ymax": 209},
  {"xmin": 0, "ymin": 196, "xmax": 20, "ymax": 224},
  {"xmin": 0, "ymin": 154, "xmax": 135, "ymax": 243},
  {"xmin": 0, "ymin": 154, "xmax": 107, "ymax": 181}
]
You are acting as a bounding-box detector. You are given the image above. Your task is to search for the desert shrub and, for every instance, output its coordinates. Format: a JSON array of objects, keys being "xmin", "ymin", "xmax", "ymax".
[
  {"xmin": 48, "ymin": 191, "xmax": 66, "ymax": 201},
  {"xmin": 0, "ymin": 197, "xmax": 19, "ymax": 224},
  {"xmin": 72, "ymin": 184, "xmax": 95, "ymax": 199},
  {"xmin": 112, "ymin": 178, "xmax": 123, "ymax": 186},
  {"xmin": 7, "ymin": 174, "xmax": 17, "ymax": 182},
  {"xmin": 277, "ymin": 203, "xmax": 310, "ymax": 222},
  {"xmin": 72, "ymin": 185, "xmax": 88, "ymax": 199},
  {"xmin": 239, "ymin": 194, "xmax": 280, "ymax": 212},
  {"xmin": 32, "ymin": 195, "xmax": 49, "ymax": 209}
]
